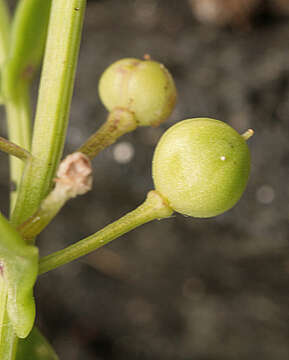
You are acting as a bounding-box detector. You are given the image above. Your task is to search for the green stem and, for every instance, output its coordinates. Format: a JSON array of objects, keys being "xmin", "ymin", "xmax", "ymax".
[
  {"xmin": 0, "ymin": 0, "xmax": 29, "ymax": 212},
  {"xmin": 39, "ymin": 191, "xmax": 173, "ymax": 275},
  {"xmin": 0, "ymin": 4, "xmax": 20, "ymax": 359},
  {"xmin": 0, "ymin": 136, "xmax": 31, "ymax": 161},
  {"xmin": 2, "ymin": 0, "xmax": 52, "ymax": 101},
  {"xmin": 0, "ymin": 0, "xmax": 9, "ymax": 70},
  {"xmin": 11, "ymin": 0, "xmax": 87, "ymax": 227},
  {"xmin": 78, "ymin": 108, "xmax": 137, "ymax": 160},
  {"xmin": 6, "ymin": 84, "xmax": 32, "ymax": 213}
]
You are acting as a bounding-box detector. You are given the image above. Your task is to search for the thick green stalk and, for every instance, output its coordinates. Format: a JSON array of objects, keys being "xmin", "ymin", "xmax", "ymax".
[
  {"xmin": 11, "ymin": 0, "xmax": 87, "ymax": 226},
  {"xmin": 39, "ymin": 191, "xmax": 173, "ymax": 274}
]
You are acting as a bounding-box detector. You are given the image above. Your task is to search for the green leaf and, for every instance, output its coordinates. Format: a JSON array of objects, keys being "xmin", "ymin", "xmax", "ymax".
[
  {"xmin": 0, "ymin": 212, "xmax": 38, "ymax": 338},
  {"xmin": 17, "ymin": 327, "xmax": 58, "ymax": 360}
]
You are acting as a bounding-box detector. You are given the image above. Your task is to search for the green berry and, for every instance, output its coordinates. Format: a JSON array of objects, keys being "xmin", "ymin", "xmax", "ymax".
[
  {"xmin": 98, "ymin": 58, "xmax": 177, "ymax": 127},
  {"xmin": 152, "ymin": 118, "xmax": 251, "ymax": 218}
]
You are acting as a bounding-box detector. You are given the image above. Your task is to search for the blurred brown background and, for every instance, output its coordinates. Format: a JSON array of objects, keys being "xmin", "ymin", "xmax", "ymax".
[{"xmin": 1, "ymin": 0, "xmax": 289, "ymax": 359}]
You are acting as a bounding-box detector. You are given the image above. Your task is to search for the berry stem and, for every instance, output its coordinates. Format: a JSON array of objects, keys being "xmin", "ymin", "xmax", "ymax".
[
  {"xmin": 78, "ymin": 108, "xmax": 137, "ymax": 160},
  {"xmin": 39, "ymin": 191, "xmax": 173, "ymax": 275}
]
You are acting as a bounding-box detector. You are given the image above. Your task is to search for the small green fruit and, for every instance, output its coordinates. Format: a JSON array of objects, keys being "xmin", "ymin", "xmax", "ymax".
[
  {"xmin": 98, "ymin": 58, "xmax": 177, "ymax": 127},
  {"xmin": 152, "ymin": 118, "xmax": 251, "ymax": 218}
]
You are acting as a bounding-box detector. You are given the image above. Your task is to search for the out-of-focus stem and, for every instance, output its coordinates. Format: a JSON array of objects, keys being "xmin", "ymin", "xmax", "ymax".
[{"xmin": 0, "ymin": 0, "xmax": 9, "ymax": 71}]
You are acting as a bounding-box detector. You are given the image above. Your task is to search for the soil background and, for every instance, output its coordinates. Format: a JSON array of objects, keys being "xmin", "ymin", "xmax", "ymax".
[{"xmin": 1, "ymin": 0, "xmax": 289, "ymax": 359}]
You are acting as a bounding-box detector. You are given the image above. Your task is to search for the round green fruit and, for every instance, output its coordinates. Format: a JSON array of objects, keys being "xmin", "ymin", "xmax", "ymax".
[
  {"xmin": 98, "ymin": 58, "xmax": 177, "ymax": 127},
  {"xmin": 152, "ymin": 118, "xmax": 251, "ymax": 218}
]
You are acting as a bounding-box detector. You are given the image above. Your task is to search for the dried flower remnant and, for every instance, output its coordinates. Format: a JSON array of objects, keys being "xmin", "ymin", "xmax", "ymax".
[
  {"xmin": 189, "ymin": 0, "xmax": 261, "ymax": 26},
  {"xmin": 18, "ymin": 153, "xmax": 93, "ymax": 240},
  {"xmin": 55, "ymin": 152, "xmax": 93, "ymax": 198}
]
